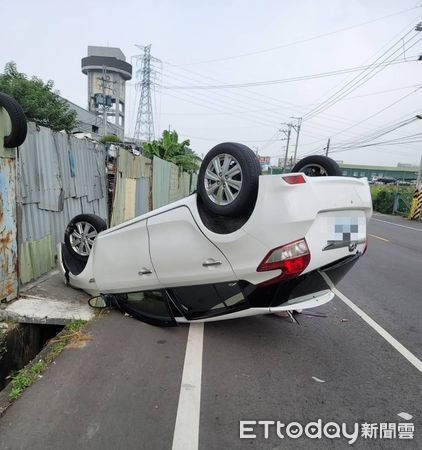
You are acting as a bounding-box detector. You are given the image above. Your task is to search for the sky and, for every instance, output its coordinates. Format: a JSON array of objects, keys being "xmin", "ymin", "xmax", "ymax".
[{"xmin": 2, "ymin": 0, "xmax": 422, "ymax": 167}]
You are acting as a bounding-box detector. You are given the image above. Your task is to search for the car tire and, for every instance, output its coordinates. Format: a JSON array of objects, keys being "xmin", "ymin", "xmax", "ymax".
[
  {"xmin": 0, "ymin": 92, "xmax": 28, "ymax": 148},
  {"xmin": 291, "ymin": 155, "xmax": 342, "ymax": 177},
  {"xmin": 64, "ymin": 214, "xmax": 107, "ymax": 262},
  {"xmin": 197, "ymin": 142, "xmax": 260, "ymax": 217}
]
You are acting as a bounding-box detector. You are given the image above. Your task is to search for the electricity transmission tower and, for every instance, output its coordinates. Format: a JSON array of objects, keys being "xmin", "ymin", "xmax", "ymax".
[{"xmin": 133, "ymin": 44, "xmax": 161, "ymax": 142}]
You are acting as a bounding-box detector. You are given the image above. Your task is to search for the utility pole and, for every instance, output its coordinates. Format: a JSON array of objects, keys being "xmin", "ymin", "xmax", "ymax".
[
  {"xmin": 133, "ymin": 44, "xmax": 161, "ymax": 142},
  {"xmin": 325, "ymin": 137, "xmax": 331, "ymax": 157},
  {"xmin": 281, "ymin": 124, "xmax": 292, "ymax": 171},
  {"xmin": 417, "ymin": 153, "xmax": 422, "ymax": 188},
  {"xmin": 102, "ymin": 66, "xmax": 107, "ymax": 137},
  {"xmin": 291, "ymin": 117, "xmax": 302, "ymax": 165}
]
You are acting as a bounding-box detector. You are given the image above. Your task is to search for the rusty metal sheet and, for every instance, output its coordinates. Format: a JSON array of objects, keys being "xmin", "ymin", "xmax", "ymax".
[{"xmin": 0, "ymin": 157, "xmax": 18, "ymax": 302}]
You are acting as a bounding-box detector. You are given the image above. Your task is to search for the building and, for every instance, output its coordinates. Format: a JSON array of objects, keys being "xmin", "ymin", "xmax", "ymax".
[
  {"xmin": 63, "ymin": 98, "xmax": 122, "ymax": 139},
  {"xmin": 81, "ymin": 46, "xmax": 132, "ymax": 139},
  {"xmin": 338, "ymin": 163, "xmax": 418, "ymax": 181}
]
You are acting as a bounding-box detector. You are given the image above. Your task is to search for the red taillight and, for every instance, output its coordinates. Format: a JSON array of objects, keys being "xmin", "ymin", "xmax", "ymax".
[
  {"xmin": 282, "ymin": 174, "xmax": 306, "ymax": 184},
  {"xmin": 257, "ymin": 239, "xmax": 311, "ymax": 286},
  {"xmin": 362, "ymin": 237, "xmax": 368, "ymax": 255}
]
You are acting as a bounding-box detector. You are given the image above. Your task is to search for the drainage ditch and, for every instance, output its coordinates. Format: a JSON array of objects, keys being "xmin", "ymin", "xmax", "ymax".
[{"xmin": 0, "ymin": 323, "xmax": 63, "ymax": 391}]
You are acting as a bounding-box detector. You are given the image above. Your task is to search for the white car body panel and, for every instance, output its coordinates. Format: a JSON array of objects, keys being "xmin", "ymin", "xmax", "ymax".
[
  {"xmin": 93, "ymin": 219, "xmax": 159, "ymax": 294},
  {"xmin": 66, "ymin": 246, "xmax": 99, "ymax": 296},
  {"xmin": 147, "ymin": 206, "xmax": 236, "ymax": 287}
]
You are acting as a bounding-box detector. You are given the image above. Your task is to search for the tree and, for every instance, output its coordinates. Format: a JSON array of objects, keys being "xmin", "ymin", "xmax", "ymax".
[
  {"xmin": 99, "ymin": 134, "xmax": 120, "ymax": 144},
  {"xmin": 0, "ymin": 62, "xmax": 77, "ymax": 132},
  {"xmin": 143, "ymin": 130, "xmax": 201, "ymax": 173}
]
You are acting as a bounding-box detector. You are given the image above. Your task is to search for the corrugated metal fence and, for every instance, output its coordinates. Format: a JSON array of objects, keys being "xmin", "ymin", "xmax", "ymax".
[
  {"xmin": 18, "ymin": 123, "xmax": 108, "ymax": 283},
  {"xmin": 153, "ymin": 156, "xmax": 192, "ymax": 209},
  {"xmin": 110, "ymin": 150, "xmax": 197, "ymax": 225},
  {"xmin": 110, "ymin": 150, "xmax": 151, "ymax": 226}
]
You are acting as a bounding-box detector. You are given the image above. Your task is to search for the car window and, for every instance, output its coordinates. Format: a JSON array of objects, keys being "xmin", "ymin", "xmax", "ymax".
[
  {"xmin": 115, "ymin": 290, "xmax": 175, "ymax": 326},
  {"xmin": 170, "ymin": 282, "xmax": 247, "ymax": 319}
]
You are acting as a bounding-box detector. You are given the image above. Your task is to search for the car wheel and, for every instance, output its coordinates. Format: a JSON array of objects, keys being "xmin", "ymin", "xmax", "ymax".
[
  {"xmin": 291, "ymin": 155, "xmax": 342, "ymax": 177},
  {"xmin": 197, "ymin": 142, "xmax": 260, "ymax": 217},
  {"xmin": 64, "ymin": 214, "xmax": 107, "ymax": 262},
  {"xmin": 0, "ymin": 92, "xmax": 28, "ymax": 148}
]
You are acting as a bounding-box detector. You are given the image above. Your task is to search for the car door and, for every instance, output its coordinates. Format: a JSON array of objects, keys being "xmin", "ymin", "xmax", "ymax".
[
  {"xmin": 93, "ymin": 219, "xmax": 159, "ymax": 294},
  {"xmin": 147, "ymin": 206, "xmax": 237, "ymax": 287}
]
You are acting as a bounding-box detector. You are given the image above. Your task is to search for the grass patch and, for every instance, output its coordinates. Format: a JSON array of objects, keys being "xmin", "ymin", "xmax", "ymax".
[{"xmin": 8, "ymin": 320, "xmax": 88, "ymax": 402}]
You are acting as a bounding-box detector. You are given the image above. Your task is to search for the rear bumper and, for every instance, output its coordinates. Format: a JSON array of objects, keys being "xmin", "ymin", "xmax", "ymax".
[{"xmin": 246, "ymin": 252, "xmax": 360, "ymax": 310}]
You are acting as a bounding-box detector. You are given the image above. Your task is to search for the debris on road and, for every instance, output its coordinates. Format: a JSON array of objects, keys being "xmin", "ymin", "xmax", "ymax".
[
  {"xmin": 312, "ymin": 376, "xmax": 326, "ymax": 383},
  {"xmin": 397, "ymin": 412, "xmax": 413, "ymax": 420}
]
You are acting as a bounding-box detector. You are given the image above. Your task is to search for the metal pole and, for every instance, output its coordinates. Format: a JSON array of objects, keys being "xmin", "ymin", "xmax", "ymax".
[
  {"xmin": 292, "ymin": 118, "xmax": 302, "ymax": 164},
  {"xmin": 325, "ymin": 138, "xmax": 331, "ymax": 157},
  {"xmin": 283, "ymin": 126, "xmax": 292, "ymax": 171},
  {"xmin": 416, "ymin": 154, "xmax": 422, "ymax": 188},
  {"xmin": 102, "ymin": 66, "xmax": 107, "ymax": 137}
]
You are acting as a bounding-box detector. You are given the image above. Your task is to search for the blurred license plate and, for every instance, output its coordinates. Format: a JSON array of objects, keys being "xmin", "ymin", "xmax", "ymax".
[{"xmin": 322, "ymin": 215, "xmax": 366, "ymax": 251}]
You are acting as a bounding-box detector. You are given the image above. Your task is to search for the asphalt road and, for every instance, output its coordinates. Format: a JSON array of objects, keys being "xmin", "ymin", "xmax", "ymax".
[{"xmin": 0, "ymin": 213, "xmax": 421, "ymax": 450}]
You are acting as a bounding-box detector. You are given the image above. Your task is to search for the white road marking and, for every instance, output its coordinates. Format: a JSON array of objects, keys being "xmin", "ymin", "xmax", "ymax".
[
  {"xmin": 172, "ymin": 323, "xmax": 204, "ymax": 450},
  {"xmin": 321, "ymin": 272, "xmax": 422, "ymax": 374},
  {"xmin": 372, "ymin": 217, "xmax": 422, "ymax": 232}
]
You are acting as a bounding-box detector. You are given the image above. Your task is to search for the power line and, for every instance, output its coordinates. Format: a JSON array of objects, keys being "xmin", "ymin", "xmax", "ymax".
[
  {"xmin": 156, "ymin": 83, "xmax": 421, "ymax": 114},
  {"xmin": 174, "ymin": 6, "xmax": 419, "ymax": 66},
  {"xmin": 302, "ymin": 27, "xmax": 422, "ymax": 121},
  {"xmin": 162, "ymin": 58, "xmax": 415, "ymax": 90},
  {"xmin": 322, "ymin": 85, "xmax": 422, "ymax": 143},
  {"xmin": 304, "ymin": 15, "xmax": 422, "ymax": 114},
  {"xmin": 160, "ymin": 66, "xmax": 412, "ymax": 142},
  {"xmin": 161, "ymin": 43, "xmax": 421, "ymax": 144},
  {"xmin": 151, "ymin": 21, "xmax": 422, "ymax": 156},
  {"xmin": 299, "ymin": 114, "xmax": 422, "ymax": 158}
]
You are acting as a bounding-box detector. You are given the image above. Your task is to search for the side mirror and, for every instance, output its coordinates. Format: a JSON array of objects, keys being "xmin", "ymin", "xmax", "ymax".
[{"xmin": 88, "ymin": 295, "xmax": 113, "ymax": 308}]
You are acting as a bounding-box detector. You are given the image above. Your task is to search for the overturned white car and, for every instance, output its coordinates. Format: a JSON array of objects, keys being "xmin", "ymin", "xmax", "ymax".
[{"xmin": 58, "ymin": 143, "xmax": 372, "ymax": 326}]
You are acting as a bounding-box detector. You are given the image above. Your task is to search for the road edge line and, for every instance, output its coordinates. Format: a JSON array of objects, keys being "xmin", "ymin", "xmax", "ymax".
[
  {"xmin": 321, "ymin": 272, "xmax": 422, "ymax": 374},
  {"xmin": 372, "ymin": 217, "xmax": 422, "ymax": 232},
  {"xmin": 172, "ymin": 322, "xmax": 204, "ymax": 450}
]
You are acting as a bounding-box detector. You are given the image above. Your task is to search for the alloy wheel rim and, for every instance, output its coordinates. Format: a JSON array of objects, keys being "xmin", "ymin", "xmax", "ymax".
[
  {"xmin": 69, "ymin": 221, "xmax": 98, "ymax": 256},
  {"xmin": 299, "ymin": 163, "xmax": 328, "ymax": 176},
  {"xmin": 204, "ymin": 153, "xmax": 243, "ymax": 206}
]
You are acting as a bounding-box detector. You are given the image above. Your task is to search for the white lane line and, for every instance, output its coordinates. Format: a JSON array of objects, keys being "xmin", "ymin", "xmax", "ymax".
[
  {"xmin": 321, "ymin": 272, "xmax": 422, "ymax": 374},
  {"xmin": 372, "ymin": 217, "xmax": 422, "ymax": 232},
  {"xmin": 172, "ymin": 323, "xmax": 204, "ymax": 450}
]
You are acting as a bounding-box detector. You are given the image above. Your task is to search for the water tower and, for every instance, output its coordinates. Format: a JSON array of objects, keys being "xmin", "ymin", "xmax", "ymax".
[{"xmin": 81, "ymin": 46, "xmax": 132, "ymax": 138}]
